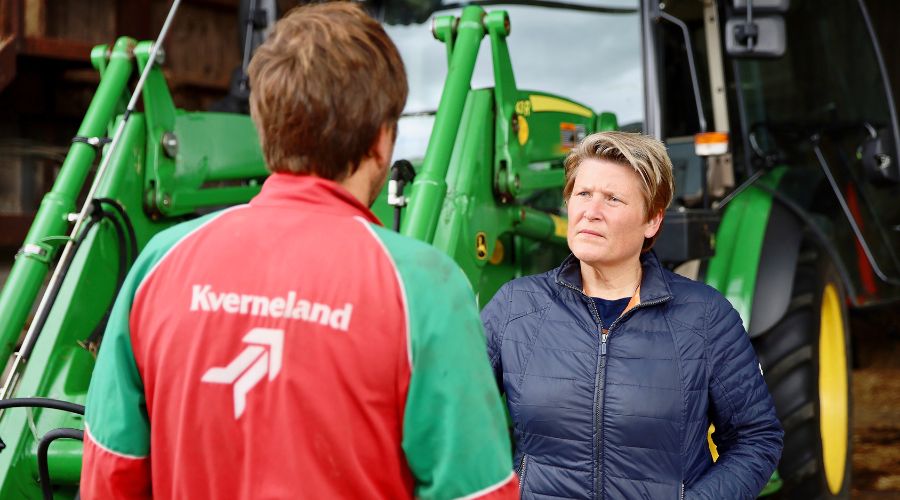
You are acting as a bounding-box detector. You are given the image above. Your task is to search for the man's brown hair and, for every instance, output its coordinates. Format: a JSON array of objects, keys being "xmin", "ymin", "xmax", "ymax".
[
  {"xmin": 248, "ymin": 2, "xmax": 408, "ymax": 179},
  {"xmin": 563, "ymin": 131, "xmax": 674, "ymax": 252}
]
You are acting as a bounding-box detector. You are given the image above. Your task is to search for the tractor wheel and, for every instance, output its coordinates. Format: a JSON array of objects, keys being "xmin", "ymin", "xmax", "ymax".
[{"xmin": 752, "ymin": 249, "xmax": 852, "ymax": 499}]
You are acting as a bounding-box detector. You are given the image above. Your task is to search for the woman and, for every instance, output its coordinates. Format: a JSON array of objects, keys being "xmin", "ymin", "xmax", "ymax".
[{"xmin": 481, "ymin": 132, "xmax": 783, "ymax": 499}]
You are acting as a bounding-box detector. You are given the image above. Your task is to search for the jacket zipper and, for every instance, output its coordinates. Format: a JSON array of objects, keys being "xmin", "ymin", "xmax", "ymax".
[
  {"xmin": 603, "ymin": 296, "xmax": 673, "ymax": 500},
  {"xmin": 596, "ymin": 323, "xmax": 606, "ymax": 499},
  {"xmin": 518, "ymin": 454, "xmax": 529, "ymax": 487},
  {"xmin": 559, "ymin": 281, "xmax": 606, "ymax": 499},
  {"xmin": 598, "ymin": 295, "xmax": 670, "ymax": 499},
  {"xmin": 680, "ymin": 482, "xmax": 685, "ymax": 500},
  {"xmin": 559, "ymin": 281, "xmax": 672, "ymax": 499}
]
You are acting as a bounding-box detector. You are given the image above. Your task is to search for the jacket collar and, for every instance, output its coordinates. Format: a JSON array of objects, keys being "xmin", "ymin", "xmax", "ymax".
[
  {"xmin": 249, "ymin": 173, "xmax": 382, "ymax": 226},
  {"xmin": 554, "ymin": 250, "xmax": 674, "ymax": 304}
]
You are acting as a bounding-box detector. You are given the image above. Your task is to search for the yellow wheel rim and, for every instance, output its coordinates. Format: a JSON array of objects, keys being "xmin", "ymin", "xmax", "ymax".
[
  {"xmin": 819, "ymin": 283, "xmax": 848, "ymax": 495},
  {"xmin": 707, "ymin": 424, "xmax": 719, "ymax": 461}
]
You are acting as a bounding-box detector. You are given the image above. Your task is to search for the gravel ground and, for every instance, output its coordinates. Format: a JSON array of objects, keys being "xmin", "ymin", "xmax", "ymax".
[
  {"xmin": 853, "ymin": 368, "xmax": 900, "ymax": 497},
  {"xmin": 851, "ymin": 306, "xmax": 900, "ymax": 499}
]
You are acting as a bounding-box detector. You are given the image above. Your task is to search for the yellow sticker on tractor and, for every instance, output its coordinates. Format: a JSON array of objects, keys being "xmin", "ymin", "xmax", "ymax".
[
  {"xmin": 475, "ymin": 232, "xmax": 489, "ymax": 260},
  {"xmin": 518, "ymin": 115, "xmax": 529, "ymax": 145},
  {"xmin": 550, "ymin": 214, "xmax": 567, "ymax": 238}
]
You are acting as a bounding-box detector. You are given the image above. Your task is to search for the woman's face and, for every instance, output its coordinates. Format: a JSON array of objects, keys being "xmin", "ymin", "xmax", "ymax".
[{"xmin": 566, "ymin": 158, "xmax": 663, "ymax": 269}]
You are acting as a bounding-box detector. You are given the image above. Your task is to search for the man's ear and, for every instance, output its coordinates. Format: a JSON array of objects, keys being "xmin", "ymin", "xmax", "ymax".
[
  {"xmin": 369, "ymin": 124, "xmax": 394, "ymax": 169},
  {"xmin": 644, "ymin": 210, "xmax": 664, "ymax": 239}
]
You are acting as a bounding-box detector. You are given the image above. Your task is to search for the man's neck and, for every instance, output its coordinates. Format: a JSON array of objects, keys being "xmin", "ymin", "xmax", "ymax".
[
  {"xmin": 338, "ymin": 157, "xmax": 382, "ymax": 207},
  {"xmin": 580, "ymin": 259, "xmax": 642, "ymax": 300}
]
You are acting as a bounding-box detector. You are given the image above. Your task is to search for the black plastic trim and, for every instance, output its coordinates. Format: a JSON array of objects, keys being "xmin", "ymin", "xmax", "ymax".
[{"xmin": 749, "ymin": 201, "xmax": 802, "ymax": 337}]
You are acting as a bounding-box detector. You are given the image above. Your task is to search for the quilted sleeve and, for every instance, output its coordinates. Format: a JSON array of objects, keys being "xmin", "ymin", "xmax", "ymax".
[
  {"xmin": 480, "ymin": 283, "xmax": 512, "ymax": 389},
  {"xmin": 686, "ymin": 295, "xmax": 784, "ymax": 500}
]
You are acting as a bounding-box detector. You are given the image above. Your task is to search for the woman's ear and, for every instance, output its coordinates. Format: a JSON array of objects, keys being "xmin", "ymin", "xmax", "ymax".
[{"xmin": 644, "ymin": 210, "xmax": 664, "ymax": 239}]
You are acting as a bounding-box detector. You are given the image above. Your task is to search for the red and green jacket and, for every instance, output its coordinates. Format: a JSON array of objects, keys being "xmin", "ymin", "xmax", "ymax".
[{"xmin": 81, "ymin": 173, "xmax": 518, "ymax": 499}]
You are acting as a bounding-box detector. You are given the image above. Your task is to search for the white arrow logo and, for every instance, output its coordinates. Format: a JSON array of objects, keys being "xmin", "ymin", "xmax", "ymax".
[{"xmin": 201, "ymin": 328, "xmax": 284, "ymax": 419}]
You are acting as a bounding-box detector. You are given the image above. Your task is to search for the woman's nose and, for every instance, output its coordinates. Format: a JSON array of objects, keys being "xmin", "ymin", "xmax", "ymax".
[{"xmin": 583, "ymin": 201, "xmax": 604, "ymax": 221}]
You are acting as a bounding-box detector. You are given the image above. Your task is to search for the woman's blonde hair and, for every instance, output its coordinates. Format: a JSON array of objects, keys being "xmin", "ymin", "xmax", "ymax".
[{"xmin": 563, "ymin": 131, "xmax": 674, "ymax": 251}]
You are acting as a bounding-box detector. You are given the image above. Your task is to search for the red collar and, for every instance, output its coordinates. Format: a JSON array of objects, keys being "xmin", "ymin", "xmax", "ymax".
[{"xmin": 249, "ymin": 173, "xmax": 382, "ymax": 226}]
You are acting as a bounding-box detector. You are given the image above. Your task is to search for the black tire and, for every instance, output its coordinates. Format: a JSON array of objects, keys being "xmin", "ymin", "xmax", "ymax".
[{"xmin": 752, "ymin": 247, "xmax": 852, "ymax": 499}]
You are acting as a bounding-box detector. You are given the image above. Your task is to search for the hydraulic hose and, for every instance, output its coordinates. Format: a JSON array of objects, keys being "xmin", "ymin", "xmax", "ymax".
[
  {"xmin": 95, "ymin": 198, "xmax": 138, "ymax": 262},
  {"xmin": 0, "ymin": 396, "xmax": 84, "ymax": 452},
  {"xmin": 0, "ymin": 397, "xmax": 84, "ymax": 415},
  {"xmin": 19, "ymin": 201, "xmax": 136, "ymax": 361},
  {"xmin": 37, "ymin": 428, "xmax": 84, "ymax": 500}
]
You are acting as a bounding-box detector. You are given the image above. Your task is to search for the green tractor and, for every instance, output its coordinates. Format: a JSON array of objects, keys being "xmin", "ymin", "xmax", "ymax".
[{"xmin": 0, "ymin": 0, "xmax": 898, "ymax": 498}]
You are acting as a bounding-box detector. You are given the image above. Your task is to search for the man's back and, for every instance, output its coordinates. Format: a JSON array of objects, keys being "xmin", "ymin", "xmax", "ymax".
[{"xmin": 81, "ymin": 174, "xmax": 517, "ymax": 498}]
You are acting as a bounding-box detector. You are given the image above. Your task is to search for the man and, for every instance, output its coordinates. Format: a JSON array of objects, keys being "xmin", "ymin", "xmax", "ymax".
[{"xmin": 80, "ymin": 3, "xmax": 518, "ymax": 498}]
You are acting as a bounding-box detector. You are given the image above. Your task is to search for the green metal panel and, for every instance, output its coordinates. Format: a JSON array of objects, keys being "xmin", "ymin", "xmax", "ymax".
[
  {"xmin": 432, "ymin": 90, "xmax": 496, "ymax": 276},
  {"xmin": 430, "ymin": 89, "xmax": 531, "ymax": 304},
  {"xmin": 403, "ymin": 6, "xmax": 486, "ymax": 243},
  {"xmin": 705, "ymin": 167, "xmax": 787, "ymax": 329},
  {"xmin": 759, "ymin": 470, "xmax": 783, "ymax": 496},
  {"xmin": 134, "ymin": 41, "xmax": 177, "ymax": 216},
  {"xmin": 165, "ymin": 113, "xmax": 266, "ymax": 213},
  {"xmin": 516, "ymin": 91, "xmax": 595, "ymax": 163},
  {"xmin": 28, "ymin": 439, "xmax": 82, "ymax": 484}
]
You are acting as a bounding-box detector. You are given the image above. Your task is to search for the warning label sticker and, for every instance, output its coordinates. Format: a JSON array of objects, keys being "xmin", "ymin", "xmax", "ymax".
[{"xmin": 560, "ymin": 122, "xmax": 587, "ymax": 151}]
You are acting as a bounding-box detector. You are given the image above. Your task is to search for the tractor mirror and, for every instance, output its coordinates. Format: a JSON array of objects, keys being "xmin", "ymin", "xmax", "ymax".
[{"xmin": 725, "ymin": 16, "xmax": 786, "ymax": 58}]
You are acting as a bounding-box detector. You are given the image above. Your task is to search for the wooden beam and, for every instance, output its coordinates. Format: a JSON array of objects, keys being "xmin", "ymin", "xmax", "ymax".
[
  {"xmin": 0, "ymin": 0, "xmax": 23, "ymax": 39},
  {"xmin": 22, "ymin": 36, "xmax": 93, "ymax": 62},
  {"xmin": 0, "ymin": 0, "xmax": 21, "ymax": 93},
  {"xmin": 23, "ymin": 0, "xmax": 45, "ymax": 37},
  {"xmin": 0, "ymin": 35, "xmax": 16, "ymax": 92}
]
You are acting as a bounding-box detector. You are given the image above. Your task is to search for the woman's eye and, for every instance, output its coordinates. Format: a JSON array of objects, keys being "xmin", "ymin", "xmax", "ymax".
[{"xmin": 576, "ymin": 191, "xmax": 589, "ymax": 197}]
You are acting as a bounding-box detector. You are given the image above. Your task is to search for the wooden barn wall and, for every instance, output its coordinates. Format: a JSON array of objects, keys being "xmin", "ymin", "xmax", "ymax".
[{"xmin": 0, "ymin": 0, "xmax": 244, "ymax": 244}]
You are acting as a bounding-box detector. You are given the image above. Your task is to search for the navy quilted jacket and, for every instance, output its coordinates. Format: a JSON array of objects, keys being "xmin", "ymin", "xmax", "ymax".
[{"xmin": 481, "ymin": 252, "xmax": 783, "ymax": 500}]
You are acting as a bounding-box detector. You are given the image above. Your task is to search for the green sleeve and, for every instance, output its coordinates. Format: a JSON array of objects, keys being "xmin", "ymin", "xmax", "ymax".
[
  {"xmin": 371, "ymin": 226, "xmax": 513, "ymax": 500},
  {"xmin": 85, "ymin": 214, "xmax": 218, "ymax": 455},
  {"xmin": 85, "ymin": 249, "xmax": 153, "ymax": 455}
]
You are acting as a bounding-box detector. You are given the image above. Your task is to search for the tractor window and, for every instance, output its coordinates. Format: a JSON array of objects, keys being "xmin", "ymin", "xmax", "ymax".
[
  {"xmin": 374, "ymin": 1, "xmax": 644, "ymax": 161},
  {"xmin": 733, "ymin": 0, "xmax": 900, "ymax": 291},
  {"xmin": 655, "ymin": 0, "xmax": 715, "ymax": 207},
  {"xmin": 734, "ymin": 1, "xmax": 892, "ymax": 135},
  {"xmin": 658, "ymin": 1, "xmax": 711, "ymax": 140}
]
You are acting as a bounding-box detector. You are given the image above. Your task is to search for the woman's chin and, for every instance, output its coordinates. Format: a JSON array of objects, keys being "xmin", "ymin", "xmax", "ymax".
[
  {"xmin": 571, "ymin": 243, "xmax": 641, "ymax": 269},
  {"xmin": 571, "ymin": 247, "xmax": 613, "ymax": 267}
]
